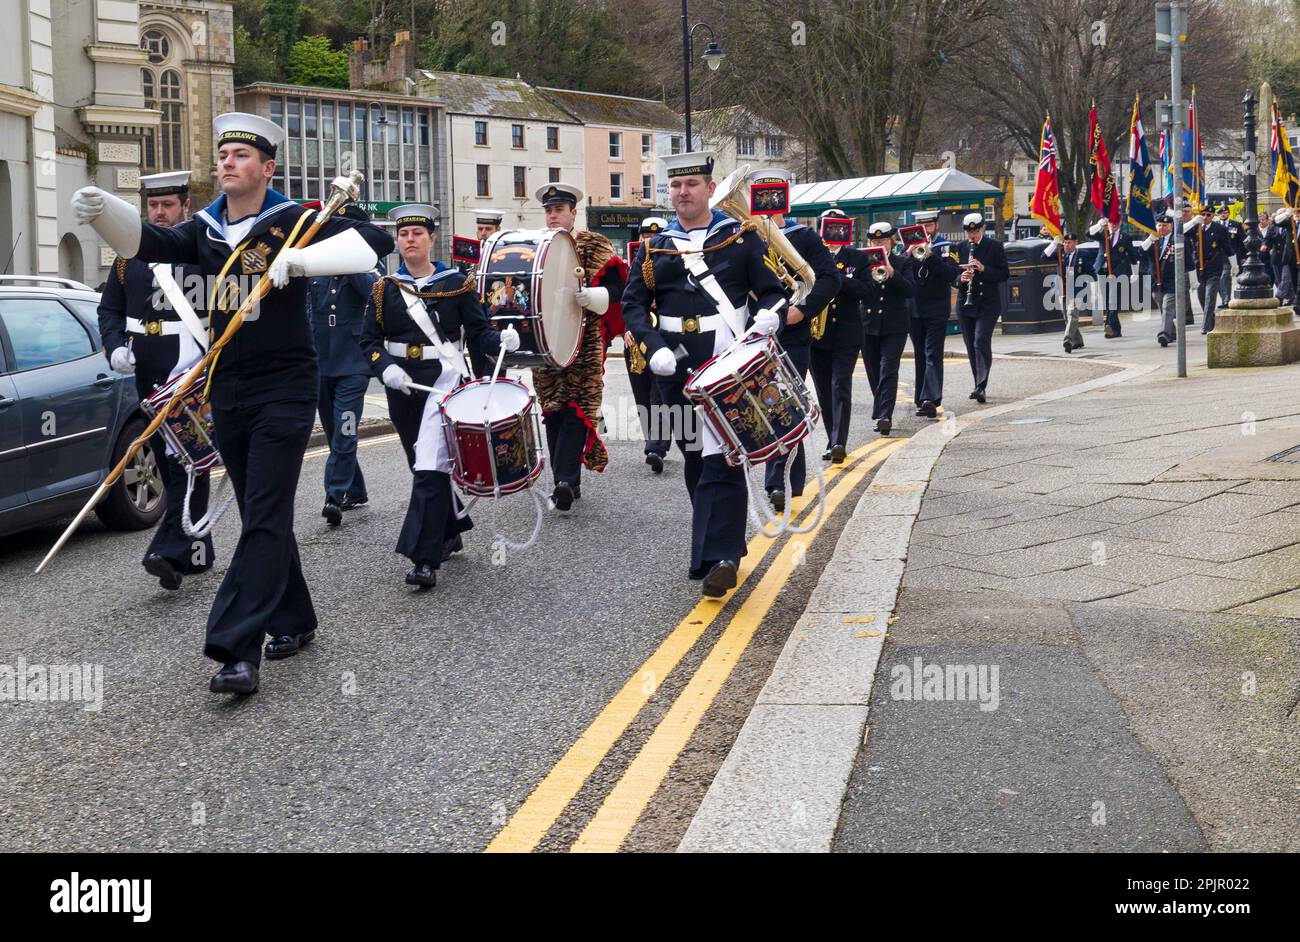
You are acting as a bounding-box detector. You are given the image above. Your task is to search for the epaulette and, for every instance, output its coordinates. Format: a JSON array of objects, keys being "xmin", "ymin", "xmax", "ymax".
[{"xmin": 113, "ymin": 256, "xmax": 127, "ymax": 285}]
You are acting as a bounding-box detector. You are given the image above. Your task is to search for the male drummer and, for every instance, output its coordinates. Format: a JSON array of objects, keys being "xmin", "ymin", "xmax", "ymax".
[
  {"xmin": 744, "ymin": 168, "xmax": 840, "ymax": 512},
  {"xmin": 533, "ymin": 182, "xmax": 627, "ymax": 512},
  {"xmin": 72, "ymin": 112, "xmax": 395, "ymax": 696},
  {"xmin": 622, "ymin": 216, "xmax": 672, "ymax": 473},
  {"xmin": 97, "ymin": 169, "xmax": 214, "ymax": 590},
  {"xmin": 360, "ymin": 204, "xmax": 518, "ymax": 589},
  {"xmin": 621, "ymin": 151, "xmax": 787, "ymax": 597}
]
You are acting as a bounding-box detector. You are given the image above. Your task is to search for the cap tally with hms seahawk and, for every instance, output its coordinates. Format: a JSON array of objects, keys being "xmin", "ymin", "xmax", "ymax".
[
  {"xmin": 662, "ymin": 151, "xmax": 715, "ymax": 178},
  {"xmin": 213, "ymin": 112, "xmax": 284, "ymax": 158},
  {"xmin": 388, "ymin": 203, "xmax": 439, "ymax": 232},
  {"xmin": 139, "ymin": 170, "xmax": 191, "ymax": 197}
]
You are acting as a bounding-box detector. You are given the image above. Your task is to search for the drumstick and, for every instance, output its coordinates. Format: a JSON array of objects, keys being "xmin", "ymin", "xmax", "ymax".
[
  {"xmin": 482, "ymin": 336, "xmax": 507, "ymax": 414},
  {"xmin": 407, "ymin": 383, "xmax": 436, "ymax": 393}
]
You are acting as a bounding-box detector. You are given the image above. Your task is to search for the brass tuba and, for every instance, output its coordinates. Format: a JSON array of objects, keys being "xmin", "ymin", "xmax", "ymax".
[{"xmin": 710, "ymin": 164, "xmax": 816, "ymax": 307}]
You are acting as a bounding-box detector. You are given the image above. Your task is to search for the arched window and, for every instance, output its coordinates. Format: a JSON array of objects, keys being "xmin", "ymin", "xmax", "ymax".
[{"xmin": 140, "ymin": 28, "xmax": 186, "ymax": 173}]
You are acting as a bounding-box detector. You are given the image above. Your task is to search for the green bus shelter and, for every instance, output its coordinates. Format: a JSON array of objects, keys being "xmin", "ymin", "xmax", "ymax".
[{"xmin": 790, "ymin": 168, "xmax": 1004, "ymax": 228}]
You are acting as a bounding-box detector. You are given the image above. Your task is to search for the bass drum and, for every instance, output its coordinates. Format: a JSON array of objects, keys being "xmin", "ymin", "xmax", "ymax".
[{"xmin": 477, "ymin": 228, "xmax": 583, "ymax": 369}]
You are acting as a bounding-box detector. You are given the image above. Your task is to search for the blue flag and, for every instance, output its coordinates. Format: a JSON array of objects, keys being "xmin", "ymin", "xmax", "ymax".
[{"xmin": 1126, "ymin": 95, "xmax": 1156, "ymax": 235}]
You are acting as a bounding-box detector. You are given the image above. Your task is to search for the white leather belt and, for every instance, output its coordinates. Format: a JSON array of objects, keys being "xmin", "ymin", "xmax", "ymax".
[
  {"xmin": 386, "ymin": 339, "xmax": 441, "ymax": 361},
  {"xmin": 656, "ymin": 313, "xmax": 722, "ymax": 334},
  {"xmin": 126, "ymin": 316, "xmax": 207, "ymax": 337}
]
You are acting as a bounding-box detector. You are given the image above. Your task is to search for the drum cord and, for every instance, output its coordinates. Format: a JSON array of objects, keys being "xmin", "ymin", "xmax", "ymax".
[
  {"xmin": 743, "ymin": 449, "xmax": 827, "ymax": 538},
  {"xmin": 489, "ymin": 487, "xmax": 545, "ymax": 552},
  {"xmin": 181, "ymin": 469, "xmax": 237, "ymax": 539}
]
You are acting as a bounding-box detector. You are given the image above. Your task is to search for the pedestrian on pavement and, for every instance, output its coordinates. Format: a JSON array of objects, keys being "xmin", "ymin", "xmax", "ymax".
[
  {"xmin": 956, "ymin": 213, "xmax": 1009, "ymax": 403},
  {"xmin": 860, "ymin": 221, "xmax": 916, "ymax": 436},
  {"xmin": 309, "ymin": 203, "xmax": 380, "ymax": 528},
  {"xmin": 810, "ymin": 210, "xmax": 868, "ymax": 463},
  {"xmin": 908, "ymin": 209, "xmax": 959, "ymax": 415}
]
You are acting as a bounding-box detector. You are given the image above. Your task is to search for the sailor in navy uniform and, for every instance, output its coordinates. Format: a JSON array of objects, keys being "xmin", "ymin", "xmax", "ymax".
[
  {"xmin": 744, "ymin": 169, "xmax": 840, "ymax": 512},
  {"xmin": 475, "ymin": 209, "xmax": 504, "ymax": 242},
  {"xmin": 622, "ymin": 151, "xmax": 788, "ymax": 598},
  {"xmin": 809, "ymin": 210, "xmax": 868, "ymax": 463},
  {"xmin": 1044, "ymin": 229, "xmax": 1089, "ymax": 352},
  {"xmin": 309, "ymin": 202, "xmax": 380, "ymax": 527},
  {"xmin": 72, "ymin": 112, "xmax": 395, "ymax": 696},
  {"xmin": 96, "ymin": 169, "xmax": 213, "ymax": 590},
  {"xmin": 360, "ymin": 204, "xmax": 518, "ymax": 590},
  {"xmin": 908, "ymin": 210, "xmax": 959, "ymax": 417},
  {"xmin": 956, "ymin": 212, "xmax": 1009, "ymax": 403},
  {"xmin": 859, "ymin": 222, "xmax": 917, "ymax": 436},
  {"xmin": 621, "ymin": 216, "xmax": 672, "ymax": 472}
]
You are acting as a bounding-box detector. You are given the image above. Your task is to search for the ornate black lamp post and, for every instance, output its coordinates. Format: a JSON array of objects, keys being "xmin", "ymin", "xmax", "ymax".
[{"xmin": 1236, "ymin": 90, "xmax": 1274, "ymax": 300}]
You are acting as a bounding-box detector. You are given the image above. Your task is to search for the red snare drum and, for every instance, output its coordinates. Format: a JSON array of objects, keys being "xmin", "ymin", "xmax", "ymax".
[
  {"xmin": 440, "ymin": 377, "xmax": 544, "ymax": 497},
  {"xmin": 684, "ymin": 334, "xmax": 819, "ymax": 466}
]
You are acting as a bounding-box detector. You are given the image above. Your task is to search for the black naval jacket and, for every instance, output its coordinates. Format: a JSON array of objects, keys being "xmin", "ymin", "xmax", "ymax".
[
  {"xmin": 812, "ymin": 246, "xmax": 871, "ymax": 351},
  {"xmin": 97, "ymin": 255, "xmax": 202, "ymax": 397},
  {"xmin": 1092, "ymin": 230, "xmax": 1138, "ymax": 277},
  {"xmin": 1264, "ymin": 221, "xmax": 1297, "ymax": 269},
  {"xmin": 1185, "ymin": 220, "xmax": 1231, "ymax": 276},
  {"xmin": 860, "ymin": 254, "xmax": 918, "ymax": 337},
  {"xmin": 779, "ymin": 222, "xmax": 841, "ymax": 347},
  {"xmin": 956, "ymin": 236, "xmax": 1010, "ymax": 318},
  {"xmin": 622, "ymin": 210, "xmax": 788, "ymax": 369},
  {"xmin": 911, "ymin": 238, "xmax": 961, "ymax": 318},
  {"xmin": 131, "ymin": 188, "xmax": 394, "ymax": 409},
  {"xmin": 1051, "ymin": 243, "xmax": 1092, "ymax": 307},
  {"xmin": 1142, "ymin": 234, "xmax": 1178, "ymax": 296},
  {"xmin": 360, "ymin": 261, "xmax": 503, "ymax": 388}
]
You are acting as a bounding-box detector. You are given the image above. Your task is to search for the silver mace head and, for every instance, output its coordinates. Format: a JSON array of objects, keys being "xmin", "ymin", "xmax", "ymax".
[{"xmin": 318, "ymin": 171, "xmax": 365, "ymax": 221}]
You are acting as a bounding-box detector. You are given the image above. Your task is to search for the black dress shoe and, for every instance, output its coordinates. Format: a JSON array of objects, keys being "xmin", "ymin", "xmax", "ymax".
[
  {"xmin": 1158, "ymin": 332, "xmax": 1169, "ymax": 347},
  {"xmin": 340, "ymin": 494, "xmax": 368, "ymax": 511},
  {"xmin": 405, "ymin": 562, "xmax": 437, "ymax": 590},
  {"xmin": 969, "ymin": 389, "xmax": 980, "ymax": 400},
  {"xmin": 210, "ymin": 661, "xmax": 258, "ymax": 695},
  {"xmin": 702, "ymin": 560, "xmax": 739, "ymax": 598},
  {"xmin": 440, "ymin": 533, "xmax": 464, "ymax": 562},
  {"xmin": 265, "ymin": 630, "xmax": 315, "ymax": 660},
  {"xmin": 552, "ymin": 481, "xmax": 575, "ymax": 512},
  {"xmin": 875, "ymin": 418, "xmax": 891, "ymax": 436},
  {"xmin": 831, "ymin": 444, "xmax": 847, "ymax": 464},
  {"xmin": 974, "ymin": 390, "xmax": 987, "ymax": 404},
  {"xmin": 143, "ymin": 553, "xmax": 182, "ymax": 591},
  {"xmin": 646, "ymin": 452, "xmax": 664, "ymax": 474},
  {"xmin": 769, "ymin": 489, "xmax": 786, "ymax": 513},
  {"xmin": 322, "ymin": 499, "xmax": 342, "ymax": 527},
  {"xmin": 918, "ymin": 400, "xmax": 938, "ymax": 418}
]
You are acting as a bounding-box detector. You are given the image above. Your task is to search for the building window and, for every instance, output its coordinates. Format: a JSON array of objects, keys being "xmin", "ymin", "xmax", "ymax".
[
  {"xmin": 609, "ymin": 131, "xmax": 622, "ymax": 159},
  {"xmin": 610, "ymin": 173, "xmax": 623, "ymax": 200},
  {"xmin": 512, "ymin": 124, "xmax": 525, "ymax": 148},
  {"xmin": 642, "ymin": 174, "xmax": 653, "ymax": 201},
  {"xmin": 139, "ymin": 30, "xmax": 187, "ymax": 174},
  {"xmin": 477, "ymin": 164, "xmax": 490, "ymax": 197},
  {"xmin": 304, "ymin": 100, "xmax": 318, "ymax": 138},
  {"xmin": 642, "ymin": 133, "xmax": 652, "ymax": 160},
  {"xmin": 475, "ymin": 120, "xmax": 488, "ymax": 146},
  {"xmin": 339, "ymin": 102, "xmax": 351, "ymax": 140},
  {"xmin": 141, "ymin": 29, "xmax": 170, "ymax": 64},
  {"xmin": 671, "ymin": 135, "xmax": 683, "ymax": 155},
  {"xmin": 765, "ymin": 136, "xmax": 785, "ymax": 158},
  {"xmin": 547, "ymin": 126, "xmax": 559, "ymax": 150},
  {"xmin": 737, "ymin": 135, "xmax": 756, "ymax": 157},
  {"xmin": 549, "ymin": 167, "xmax": 561, "ymax": 183},
  {"xmin": 513, "ymin": 166, "xmax": 527, "ymax": 198}
]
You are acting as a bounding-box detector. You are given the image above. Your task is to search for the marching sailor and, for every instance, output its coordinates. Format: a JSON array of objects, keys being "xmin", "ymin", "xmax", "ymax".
[
  {"xmin": 72, "ymin": 112, "xmax": 395, "ymax": 696},
  {"xmin": 907, "ymin": 210, "xmax": 959, "ymax": 416},
  {"xmin": 360, "ymin": 204, "xmax": 518, "ymax": 589},
  {"xmin": 744, "ymin": 169, "xmax": 840, "ymax": 512},
  {"xmin": 956, "ymin": 212, "xmax": 1009, "ymax": 403},
  {"xmin": 532, "ymin": 182, "xmax": 628, "ymax": 512},
  {"xmin": 809, "ymin": 210, "xmax": 868, "ymax": 462},
  {"xmin": 96, "ymin": 169, "xmax": 214, "ymax": 590},
  {"xmin": 620, "ymin": 216, "xmax": 673, "ymax": 473},
  {"xmin": 860, "ymin": 222, "xmax": 917, "ymax": 436},
  {"xmin": 475, "ymin": 209, "xmax": 504, "ymax": 242},
  {"xmin": 621, "ymin": 151, "xmax": 788, "ymax": 597}
]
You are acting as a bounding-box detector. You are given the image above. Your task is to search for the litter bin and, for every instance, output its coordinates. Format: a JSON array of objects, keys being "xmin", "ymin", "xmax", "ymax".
[{"xmin": 999, "ymin": 238, "xmax": 1064, "ymax": 334}]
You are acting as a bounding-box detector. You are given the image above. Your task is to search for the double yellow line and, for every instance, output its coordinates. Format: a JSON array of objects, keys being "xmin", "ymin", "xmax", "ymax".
[{"xmin": 486, "ymin": 436, "xmax": 903, "ymax": 853}]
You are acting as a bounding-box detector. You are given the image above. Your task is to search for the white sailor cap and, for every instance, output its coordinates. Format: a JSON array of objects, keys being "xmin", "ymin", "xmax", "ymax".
[
  {"xmin": 819, "ymin": 208, "xmax": 849, "ymax": 219},
  {"xmin": 139, "ymin": 170, "xmax": 192, "ymax": 197},
  {"xmin": 536, "ymin": 182, "xmax": 583, "ymax": 206},
  {"xmin": 662, "ymin": 150, "xmax": 716, "ymax": 178},
  {"xmin": 962, "ymin": 212, "xmax": 986, "ymax": 229},
  {"xmin": 914, "ymin": 210, "xmax": 940, "ymax": 223},
  {"xmin": 475, "ymin": 209, "xmax": 504, "ymax": 226},
  {"xmin": 641, "ymin": 216, "xmax": 669, "ymax": 235},
  {"xmin": 745, "ymin": 167, "xmax": 790, "ymax": 187},
  {"xmin": 388, "ymin": 203, "xmax": 439, "ymax": 232},
  {"xmin": 213, "ymin": 112, "xmax": 284, "ymax": 157},
  {"xmin": 867, "ymin": 221, "xmax": 895, "ymax": 238}
]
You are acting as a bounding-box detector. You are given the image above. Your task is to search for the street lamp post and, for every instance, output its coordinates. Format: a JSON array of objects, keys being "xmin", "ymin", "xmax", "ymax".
[
  {"xmin": 1236, "ymin": 90, "xmax": 1273, "ymax": 300},
  {"xmin": 1158, "ymin": 1, "xmax": 1188, "ymax": 376},
  {"xmin": 681, "ymin": 0, "xmax": 725, "ymax": 149}
]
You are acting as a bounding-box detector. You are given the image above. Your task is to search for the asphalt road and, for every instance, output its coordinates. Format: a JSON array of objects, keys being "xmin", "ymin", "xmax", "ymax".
[{"xmin": 0, "ymin": 345, "xmax": 1111, "ymax": 852}]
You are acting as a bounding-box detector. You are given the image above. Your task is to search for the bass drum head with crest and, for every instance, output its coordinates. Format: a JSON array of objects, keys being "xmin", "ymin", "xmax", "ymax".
[{"xmin": 478, "ymin": 228, "xmax": 582, "ymax": 370}]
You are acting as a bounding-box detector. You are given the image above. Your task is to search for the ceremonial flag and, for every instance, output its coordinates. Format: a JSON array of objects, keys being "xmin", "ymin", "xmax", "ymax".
[
  {"xmin": 1088, "ymin": 103, "xmax": 1121, "ymax": 224},
  {"xmin": 1158, "ymin": 129, "xmax": 1174, "ymax": 203},
  {"xmin": 1126, "ymin": 95, "xmax": 1156, "ymax": 235},
  {"xmin": 1182, "ymin": 86, "xmax": 1205, "ymax": 209},
  {"xmin": 1029, "ymin": 113, "xmax": 1063, "ymax": 239},
  {"xmin": 1270, "ymin": 100, "xmax": 1300, "ymax": 209}
]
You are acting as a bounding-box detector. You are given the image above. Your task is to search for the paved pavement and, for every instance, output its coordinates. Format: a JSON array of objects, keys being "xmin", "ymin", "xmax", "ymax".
[{"xmin": 831, "ymin": 312, "xmax": 1300, "ymax": 853}]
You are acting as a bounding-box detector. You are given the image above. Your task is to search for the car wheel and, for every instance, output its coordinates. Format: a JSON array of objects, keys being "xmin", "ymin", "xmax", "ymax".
[{"xmin": 95, "ymin": 416, "xmax": 165, "ymax": 531}]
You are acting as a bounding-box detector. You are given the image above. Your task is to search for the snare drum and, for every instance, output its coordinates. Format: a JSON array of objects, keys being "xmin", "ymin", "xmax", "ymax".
[
  {"xmin": 141, "ymin": 367, "xmax": 221, "ymax": 474},
  {"xmin": 440, "ymin": 377, "xmax": 544, "ymax": 497},
  {"xmin": 478, "ymin": 228, "xmax": 583, "ymax": 369},
  {"xmin": 684, "ymin": 334, "xmax": 819, "ymax": 466}
]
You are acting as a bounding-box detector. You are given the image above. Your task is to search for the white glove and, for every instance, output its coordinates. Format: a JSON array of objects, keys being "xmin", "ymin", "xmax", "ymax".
[
  {"xmin": 71, "ymin": 186, "xmax": 142, "ymax": 258},
  {"xmin": 753, "ymin": 308, "xmax": 781, "ymax": 336},
  {"xmin": 1042, "ymin": 239, "xmax": 1059, "ymax": 258},
  {"xmin": 109, "ymin": 346, "xmax": 135, "ymax": 374},
  {"xmin": 1140, "ymin": 235, "xmax": 1155, "ymax": 251},
  {"xmin": 382, "ymin": 363, "xmax": 413, "ymax": 395},
  {"xmin": 649, "ymin": 347, "xmax": 677, "ymax": 377},
  {"xmin": 500, "ymin": 326, "xmax": 521, "ymax": 353},
  {"xmin": 575, "ymin": 285, "xmax": 610, "ymax": 315},
  {"xmin": 268, "ymin": 248, "xmax": 307, "ymax": 288},
  {"xmin": 269, "ymin": 228, "xmax": 380, "ymax": 288},
  {"xmin": 1088, "ymin": 219, "xmax": 1106, "ymax": 236}
]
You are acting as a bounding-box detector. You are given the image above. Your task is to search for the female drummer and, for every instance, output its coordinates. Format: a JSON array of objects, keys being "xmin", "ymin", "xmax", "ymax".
[{"xmin": 360, "ymin": 204, "xmax": 519, "ymax": 589}]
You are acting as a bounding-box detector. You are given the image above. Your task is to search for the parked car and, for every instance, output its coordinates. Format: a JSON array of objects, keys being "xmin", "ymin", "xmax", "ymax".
[{"xmin": 0, "ymin": 275, "xmax": 163, "ymax": 539}]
